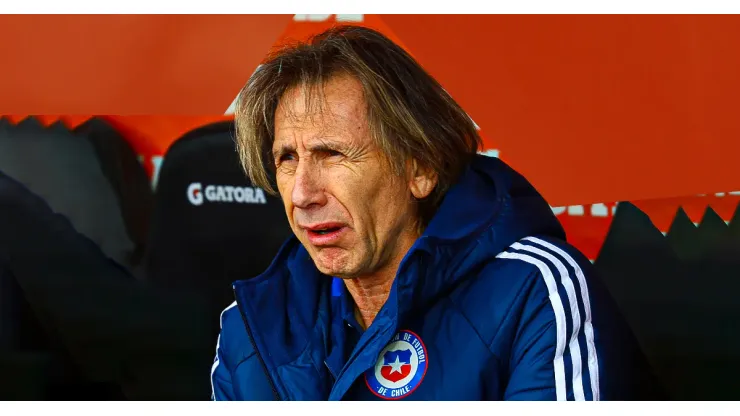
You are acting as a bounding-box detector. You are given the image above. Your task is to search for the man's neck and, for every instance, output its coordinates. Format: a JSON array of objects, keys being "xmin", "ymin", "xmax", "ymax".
[
  {"xmin": 344, "ymin": 272, "xmax": 395, "ymax": 330},
  {"xmin": 343, "ymin": 229, "xmax": 419, "ymax": 329},
  {"xmin": 344, "ymin": 273, "xmax": 395, "ymax": 329}
]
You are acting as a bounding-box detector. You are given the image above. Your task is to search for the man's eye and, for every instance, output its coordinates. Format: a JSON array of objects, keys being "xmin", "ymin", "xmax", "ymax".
[
  {"xmin": 327, "ymin": 150, "xmax": 343, "ymax": 157},
  {"xmin": 279, "ymin": 154, "xmax": 296, "ymax": 162}
]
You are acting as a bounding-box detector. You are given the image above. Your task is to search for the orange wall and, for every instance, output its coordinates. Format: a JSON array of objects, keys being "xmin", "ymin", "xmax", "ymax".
[{"xmin": 3, "ymin": 15, "xmax": 740, "ymax": 259}]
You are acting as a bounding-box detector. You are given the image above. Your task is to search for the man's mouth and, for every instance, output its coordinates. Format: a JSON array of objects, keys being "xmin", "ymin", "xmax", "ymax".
[
  {"xmin": 310, "ymin": 226, "xmax": 342, "ymax": 236},
  {"xmin": 303, "ymin": 223, "xmax": 346, "ymax": 245}
]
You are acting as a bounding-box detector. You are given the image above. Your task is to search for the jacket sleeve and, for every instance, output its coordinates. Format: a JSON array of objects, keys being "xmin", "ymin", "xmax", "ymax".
[
  {"xmin": 499, "ymin": 238, "xmax": 602, "ymax": 401},
  {"xmin": 211, "ymin": 332, "xmax": 235, "ymax": 401},
  {"xmin": 503, "ymin": 293, "xmax": 576, "ymax": 400},
  {"xmin": 211, "ymin": 301, "xmax": 240, "ymax": 401}
]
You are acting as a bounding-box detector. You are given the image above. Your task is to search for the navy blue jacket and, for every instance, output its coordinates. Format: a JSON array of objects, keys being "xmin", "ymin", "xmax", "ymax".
[{"xmin": 211, "ymin": 155, "xmax": 656, "ymax": 401}]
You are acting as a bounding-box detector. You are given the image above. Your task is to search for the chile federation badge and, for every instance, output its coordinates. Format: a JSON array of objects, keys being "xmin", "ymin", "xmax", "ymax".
[{"xmin": 364, "ymin": 330, "xmax": 428, "ymax": 400}]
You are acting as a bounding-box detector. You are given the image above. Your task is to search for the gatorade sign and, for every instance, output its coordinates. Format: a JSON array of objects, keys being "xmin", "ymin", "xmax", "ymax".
[{"xmin": 187, "ymin": 182, "xmax": 267, "ymax": 206}]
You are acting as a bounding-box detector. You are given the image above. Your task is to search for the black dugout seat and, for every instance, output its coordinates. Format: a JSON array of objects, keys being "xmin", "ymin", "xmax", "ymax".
[
  {"xmin": 0, "ymin": 116, "xmax": 155, "ymax": 399},
  {"xmin": 0, "ymin": 116, "xmax": 152, "ymax": 272},
  {"xmin": 0, "ymin": 168, "xmax": 216, "ymax": 400},
  {"xmin": 73, "ymin": 117, "xmax": 154, "ymax": 272},
  {"xmin": 143, "ymin": 121, "xmax": 293, "ymax": 324},
  {"xmin": 595, "ymin": 202, "xmax": 740, "ymax": 400}
]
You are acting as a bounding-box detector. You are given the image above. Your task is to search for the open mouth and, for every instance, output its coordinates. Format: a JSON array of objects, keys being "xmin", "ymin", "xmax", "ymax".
[
  {"xmin": 304, "ymin": 224, "xmax": 346, "ymax": 244},
  {"xmin": 309, "ymin": 227, "xmax": 342, "ymax": 236}
]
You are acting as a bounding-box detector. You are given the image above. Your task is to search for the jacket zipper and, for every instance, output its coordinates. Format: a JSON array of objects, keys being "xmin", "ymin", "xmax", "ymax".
[
  {"xmin": 324, "ymin": 360, "xmax": 337, "ymax": 382},
  {"xmin": 233, "ymin": 288, "xmax": 282, "ymax": 401}
]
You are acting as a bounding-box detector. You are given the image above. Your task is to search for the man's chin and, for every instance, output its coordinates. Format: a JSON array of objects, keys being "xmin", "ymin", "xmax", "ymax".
[
  {"xmin": 311, "ymin": 249, "xmax": 355, "ymax": 277},
  {"xmin": 315, "ymin": 262, "xmax": 354, "ymax": 278}
]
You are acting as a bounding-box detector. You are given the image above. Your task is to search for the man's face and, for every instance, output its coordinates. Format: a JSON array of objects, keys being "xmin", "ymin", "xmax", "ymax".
[{"xmin": 272, "ymin": 75, "xmax": 424, "ymax": 278}]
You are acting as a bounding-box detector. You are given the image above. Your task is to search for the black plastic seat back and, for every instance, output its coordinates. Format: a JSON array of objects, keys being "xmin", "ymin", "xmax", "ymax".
[
  {"xmin": 73, "ymin": 117, "xmax": 154, "ymax": 271},
  {"xmin": 0, "ymin": 117, "xmax": 152, "ymax": 272},
  {"xmin": 0, "ymin": 116, "xmax": 153, "ymax": 399},
  {"xmin": 144, "ymin": 121, "xmax": 293, "ymax": 314},
  {"xmin": 595, "ymin": 202, "xmax": 740, "ymax": 400}
]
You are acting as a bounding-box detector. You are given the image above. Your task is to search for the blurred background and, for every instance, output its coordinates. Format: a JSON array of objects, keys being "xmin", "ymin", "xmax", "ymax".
[{"xmin": 1, "ymin": 14, "xmax": 740, "ymax": 400}]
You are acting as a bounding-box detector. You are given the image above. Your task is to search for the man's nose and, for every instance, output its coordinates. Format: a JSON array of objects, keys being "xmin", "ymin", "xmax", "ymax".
[{"xmin": 291, "ymin": 161, "xmax": 326, "ymax": 209}]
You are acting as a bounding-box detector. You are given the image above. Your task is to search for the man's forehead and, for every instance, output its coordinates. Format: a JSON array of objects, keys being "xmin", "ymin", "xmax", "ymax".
[
  {"xmin": 276, "ymin": 75, "xmax": 366, "ymax": 123},
  {"xmin": 272, "ymin": 125, "xmax": 362, "ymax": 153},
  {"xmin": 276, "ymin": 98, "xmax": 364, "ymax": 127},
  {"xmin": 273, "ymin": 111, "xmax": 350, "ymax": 145},
  {"xmin": 274, "ymin": 83, "xmax": 369, "ymax": 148},
  {"xmin": 275, "ymin": 107, "xmax": 347, "ymax": 133}
]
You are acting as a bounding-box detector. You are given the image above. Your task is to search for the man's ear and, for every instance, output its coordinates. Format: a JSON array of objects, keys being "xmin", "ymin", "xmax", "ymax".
[{"xmin": 409, "ymin": 159, "xmax": 438, "ymax": 200}]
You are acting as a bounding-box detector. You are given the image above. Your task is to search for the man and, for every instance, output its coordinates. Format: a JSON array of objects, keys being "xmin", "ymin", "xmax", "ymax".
[{"xmin": 211, "ymin": 25, "xmax": 659, "ymax": 401}]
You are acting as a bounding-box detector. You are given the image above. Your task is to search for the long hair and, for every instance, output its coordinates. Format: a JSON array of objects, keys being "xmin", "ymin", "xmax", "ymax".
[{"xmin": 235, "ymin": 25, "xmax": 482, "ymax": 225}]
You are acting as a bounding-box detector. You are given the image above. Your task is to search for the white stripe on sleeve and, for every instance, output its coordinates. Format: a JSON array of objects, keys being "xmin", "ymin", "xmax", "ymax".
[
  {"xmin": 511, "ymin": 242, "xmax": 586, "ymax": 401},
  {"xmin": 496, "ymin": 251, "xmax": 568, "ymax": 401},
  {"xmin": 523, "ymin": 236, "xmax": 600, "ymax": 401}
]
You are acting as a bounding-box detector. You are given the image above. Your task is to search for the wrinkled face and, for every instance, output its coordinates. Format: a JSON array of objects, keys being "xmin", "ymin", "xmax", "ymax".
[{"xmin": 272, "ymin": 74, "xmax": 435, "ymax": 278}]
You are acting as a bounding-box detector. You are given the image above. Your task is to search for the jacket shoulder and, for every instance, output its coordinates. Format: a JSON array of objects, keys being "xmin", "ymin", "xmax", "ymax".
[
  {"xmin": 449, "ymin": 235, "xmax": 598, "ymax": 355},
  {"xmin": 450, "ymin": 235, "xmax": 658, "ymax": 399},
  {"xmin": 218, "ymin": 301, "xmax": 256, "ymax": 366},
  {"xmin": 214, "ymin": 301, "xmax": 281, "ymax": 401}
]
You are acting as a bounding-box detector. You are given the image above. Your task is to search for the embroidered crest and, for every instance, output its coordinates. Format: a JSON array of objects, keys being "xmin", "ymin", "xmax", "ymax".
[{"xmin": 364, "ymin": 330, "xmax": 428, "ymax": 399}]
